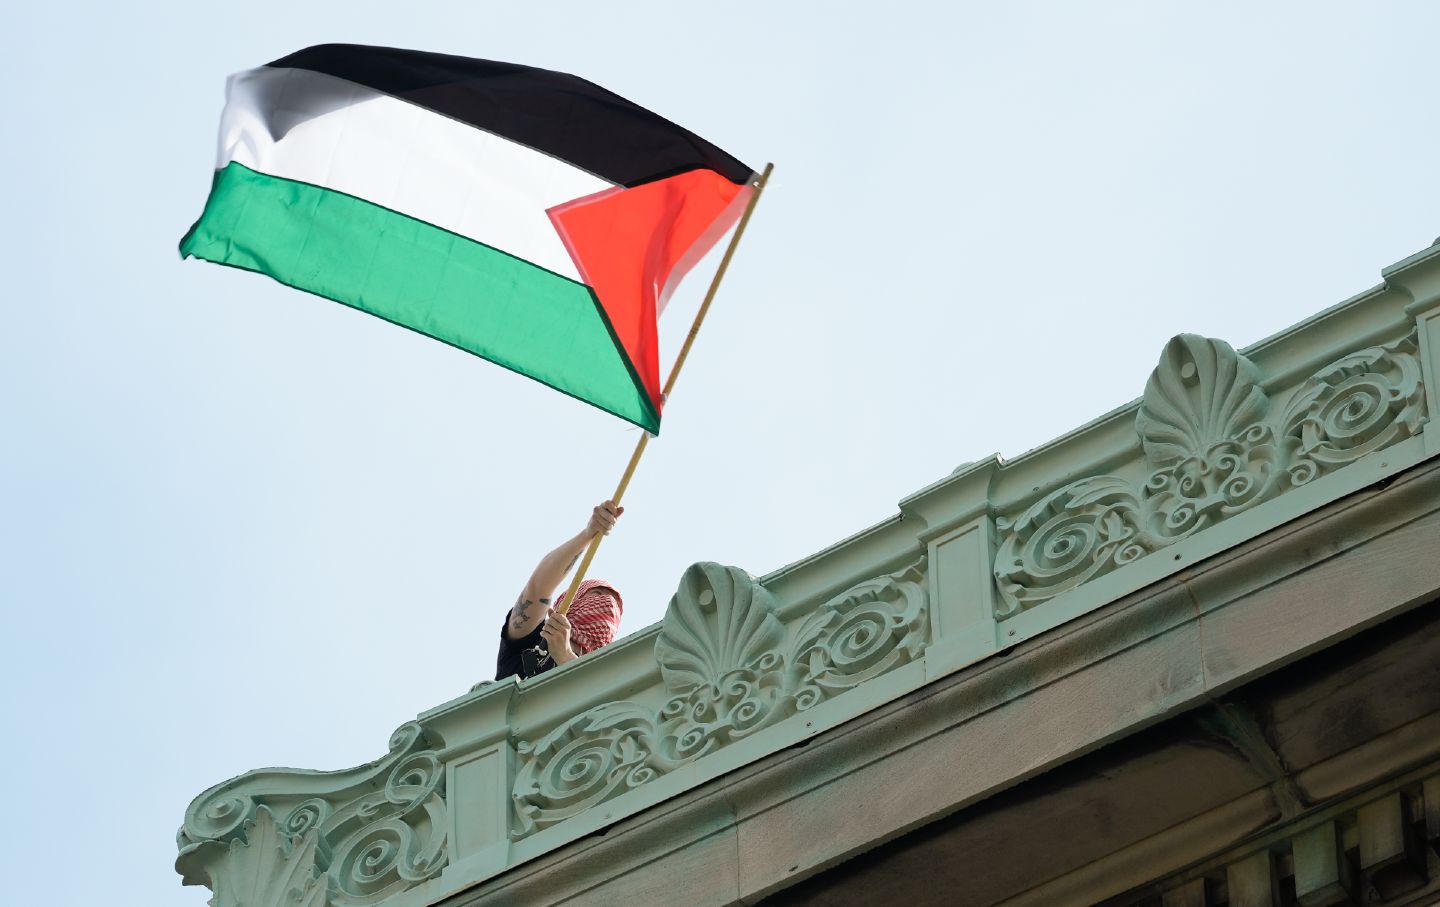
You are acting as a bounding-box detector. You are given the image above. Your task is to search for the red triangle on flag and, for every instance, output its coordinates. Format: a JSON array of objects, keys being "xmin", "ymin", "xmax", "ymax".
[{"xmin": 549, "ymin": 169, "xmax": 753, "ymax": 419}]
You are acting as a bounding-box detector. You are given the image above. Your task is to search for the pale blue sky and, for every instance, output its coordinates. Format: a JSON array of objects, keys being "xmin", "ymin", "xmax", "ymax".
[{"xmin": 4, "ymin": 3, "xmax": 1439, "ymax": 904}]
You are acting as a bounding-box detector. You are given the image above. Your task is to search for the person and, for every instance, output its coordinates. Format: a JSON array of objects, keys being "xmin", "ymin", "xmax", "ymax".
[{"xmin": 495, "ymin": 501, "xmax": 625, "ymax": 681}]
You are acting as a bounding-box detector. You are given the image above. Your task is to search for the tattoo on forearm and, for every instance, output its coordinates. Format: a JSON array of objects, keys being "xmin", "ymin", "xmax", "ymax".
[
  {"xmin": 511, "ymin": 597, "xmax": 554, "ymax": 630},
  {"xmin": 564, "ymin": 551, "xmax": 580, "ymax": 572}
]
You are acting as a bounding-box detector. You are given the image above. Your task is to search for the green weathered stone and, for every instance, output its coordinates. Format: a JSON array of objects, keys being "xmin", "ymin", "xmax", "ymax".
[{"xmin": 175, "ymin": 242, "xmax": 1440, "ymax": 907}]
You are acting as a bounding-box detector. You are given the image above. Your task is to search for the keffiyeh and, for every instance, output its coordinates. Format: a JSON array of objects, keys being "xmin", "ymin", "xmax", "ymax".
[{"xmin": 563, "ymin": 579, "xmax": 623, "ymax": 655}]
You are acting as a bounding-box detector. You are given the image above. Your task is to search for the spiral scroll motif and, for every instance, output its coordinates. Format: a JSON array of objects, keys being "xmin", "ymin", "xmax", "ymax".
[
  {"xmin": 186, "ymin": 793, "xmax": 257, "ymax": 843},
  {"xmin": 175, "ymin": 721, "xmax": 449, "ymax": 907},
  {"xmin": 511, "ymin": 701, "xmax": 661, "ymax": 836},
  {"xmin": 1281, "ymin": 334, "xmax": 1426, "ymax": 476},
  {"xmin": 1144, "ymin": 425, "xmax": 1282, "ymax": 540},
  {"xmin": 994, "ymin": 477, "xmax": 1150, "ymax": 617},
  {"xmin": 994, "ymin": 330, "xmax": 1426, "ymax": 617},
  {"xmin": 283, "ymin": 799, "xmax": 331, "ymax": 840},
  {"xmin": 194, "ymin": 806, "xmax": 328, "ymax": 907},
  {"xmin": 512, "ymin": 559, "xmax": 930, "ymax": 837},
  {"xmin": 328, "ymin": 800, "xmax": 447, "ymax": 904},
  {"xmin": 316, "ymin": 769, "xmax": 447, "ymax": 905},
  {"xmin": 789, "ymin": 563, "xmax": 929, "ymax": 697}
]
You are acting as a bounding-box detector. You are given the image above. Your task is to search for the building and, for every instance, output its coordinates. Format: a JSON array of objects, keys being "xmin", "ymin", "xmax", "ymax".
[{"xmin": 175, "ymin": 242, "xmax": 1440, "ymax": 907}]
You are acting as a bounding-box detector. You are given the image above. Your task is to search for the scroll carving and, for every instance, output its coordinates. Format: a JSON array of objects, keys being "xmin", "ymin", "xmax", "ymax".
[
  {"xmin": 512, "ymin": 559, "xmax": 929, "ymax": 836},
  {"xmin": 194, "ymin": 806, "xmax": 327, "ymax": 907},
  {"xmin": 994, "ymin": 331, "xmax": 1426, "ymax": 618},
  {"xmin": 790, "ymin": 563, "xmax": 929, "ymax": 704},
  {"xmin": 176, "ymin": 722, "xmax": 449, "ymax": 907}
]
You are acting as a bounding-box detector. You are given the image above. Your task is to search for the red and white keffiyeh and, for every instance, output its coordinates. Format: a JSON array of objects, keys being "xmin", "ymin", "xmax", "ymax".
[{"xmin": 562, "ymin": 579, "xmax": 623, "ymax": 655}]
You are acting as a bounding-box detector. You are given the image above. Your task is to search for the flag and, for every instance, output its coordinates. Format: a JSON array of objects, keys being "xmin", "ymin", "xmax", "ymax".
[{"xmin": 180, "ymin": 44, "xmax": 757, "ymax": 433}]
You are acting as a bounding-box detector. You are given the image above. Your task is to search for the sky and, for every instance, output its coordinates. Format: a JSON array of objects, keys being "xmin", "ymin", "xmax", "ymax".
[{"xmin": 4, "ymin": 2, "xmax": 1439, "ymax": 904}]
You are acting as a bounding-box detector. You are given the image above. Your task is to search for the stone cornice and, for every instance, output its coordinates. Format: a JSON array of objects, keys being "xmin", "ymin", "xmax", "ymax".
[
  {"xmin": 176, "ymin": 243, "xmax": 1440, "ymax": 907},
  {"xmin": 446, "ymin": 455, "xmax": 1440, "ymax": 907}
]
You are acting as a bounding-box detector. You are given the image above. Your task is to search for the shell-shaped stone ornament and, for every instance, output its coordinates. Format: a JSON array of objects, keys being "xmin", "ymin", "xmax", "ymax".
[
  {"xmin": 510, "ymin": 560, "xmax": 931, "ymax": 837},
  {"xmin": 654, "ymin": 562, "xmax": 784, "ymax": 695},
  {"xmin": 993, "ymin": 328, "xmax": 1426, "ymax": 618},
  {"xmin": 1137, "ymin": 334, "xmax": 1269, "ymax": 467}
]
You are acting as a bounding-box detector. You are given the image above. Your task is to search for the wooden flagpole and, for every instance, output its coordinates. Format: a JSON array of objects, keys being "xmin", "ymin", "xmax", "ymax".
[{"xmin": 556, "ymin": 162, "xmax": 775, "ymax": 615}]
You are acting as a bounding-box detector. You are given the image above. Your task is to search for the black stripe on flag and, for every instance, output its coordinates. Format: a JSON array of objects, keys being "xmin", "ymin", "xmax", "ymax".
[{"xmin": 267, "ymin": 44, "xmax": 754, "ymax": 189}]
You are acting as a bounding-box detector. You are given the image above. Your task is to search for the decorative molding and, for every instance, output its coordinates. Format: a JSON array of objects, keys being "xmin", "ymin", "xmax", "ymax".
[
  {"xmin": 511, "ymin": 559, "xmax": 928, "ymax": 837},
  {"xmin": 175, "ymin": 246, "xmax": 1440, "ymax": 907},
  {"xmin": 175, "ymin": 247, "xmax": 1440, "ymax": 906},
  {"xmin": 994, "ymin": 331, "xmax": 1426, "ymax": 619},
  {"xmin": 193, "ymin": 806, "xmax": 328, "ymax": 907},
  {"xmin": 177, "ymin": 723, "xmax": 449, "ymax": 907}
]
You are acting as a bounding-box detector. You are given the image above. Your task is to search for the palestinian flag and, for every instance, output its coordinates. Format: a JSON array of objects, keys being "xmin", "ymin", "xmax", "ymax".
[{"xmin": 180, "ymin": 44, "xmax": 757, "ymax": 433}]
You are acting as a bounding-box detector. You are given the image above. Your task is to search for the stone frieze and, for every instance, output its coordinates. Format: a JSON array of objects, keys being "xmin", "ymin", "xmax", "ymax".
[{"xmin": 993, "ymin": 330, "xmax": 1426, "ymax": 618}]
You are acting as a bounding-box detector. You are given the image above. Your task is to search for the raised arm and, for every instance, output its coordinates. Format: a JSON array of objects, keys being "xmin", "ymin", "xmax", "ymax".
[{"xmin": 505, "ymin": 501, "xmax": 622, "ymax": 640}]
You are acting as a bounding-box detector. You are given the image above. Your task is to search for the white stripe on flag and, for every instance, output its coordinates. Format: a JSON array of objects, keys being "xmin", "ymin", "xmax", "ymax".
[{"xmin": 217, "ymin": 66, "xmax": 611, "ymax": 282}]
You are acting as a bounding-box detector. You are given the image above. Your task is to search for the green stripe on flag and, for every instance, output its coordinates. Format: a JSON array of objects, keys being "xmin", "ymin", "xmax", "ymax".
[{"xmin": 181, "ymin": 162, "xmax": 659, "ymax": 432}]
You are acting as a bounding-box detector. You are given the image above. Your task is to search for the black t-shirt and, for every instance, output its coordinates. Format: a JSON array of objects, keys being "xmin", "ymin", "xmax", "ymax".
[{"xmin": 496, "ymin": 617, "xmax": 557, "ymax": 681}]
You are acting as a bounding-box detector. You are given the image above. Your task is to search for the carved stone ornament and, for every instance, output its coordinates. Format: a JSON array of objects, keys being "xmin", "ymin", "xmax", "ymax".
[
  {"xmin": 195, "ymin": 806, "xmax": 327, "ymax": 907},
  {"xmin": 176, "ymin": 722, "xmax": 449, "ymax": 907},
  {"xmin": 511, "ymin": 559, "xmax": 929, "ymax": 836},
  {"xmin": 994, "ymin": 331, "xmax": 1426, "ymax": 618}
]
